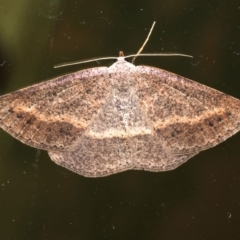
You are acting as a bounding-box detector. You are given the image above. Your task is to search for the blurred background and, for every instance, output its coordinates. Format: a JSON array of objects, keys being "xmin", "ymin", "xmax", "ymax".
[{"xmin": 0, "ymin": 0, "xmax": 240, "ymax": 239}]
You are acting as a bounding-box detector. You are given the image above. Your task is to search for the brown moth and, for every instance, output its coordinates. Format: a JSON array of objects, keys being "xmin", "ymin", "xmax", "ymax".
[
  {"xmin": 0, "ymin": 52, "xmax": 240, "ymax": 177},
  {"xmin": 0, "ymin": 23, "xmax": 240, "ymax": 177}
]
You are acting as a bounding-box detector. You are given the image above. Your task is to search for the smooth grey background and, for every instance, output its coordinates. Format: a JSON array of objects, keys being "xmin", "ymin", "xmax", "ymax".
[{"xmin": 0, "ymin": 0, "xmax": 240, "ymax": 239}]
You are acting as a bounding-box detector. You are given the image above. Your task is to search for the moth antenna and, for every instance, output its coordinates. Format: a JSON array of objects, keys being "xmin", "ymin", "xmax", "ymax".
[
  {"xmin": 54, "ymin": 56, "xmax": 118, "ymax": 68},
  {"xmin": 125, "ymin": 53, "xmax": 193, "ymax": 59},
  {"xmin": 132, "ymin": 21, "xmax": 156, "ymax": 64},
  {"xmin": 55, "ymin": 21, "xmax": 192, "ymax": 69}
]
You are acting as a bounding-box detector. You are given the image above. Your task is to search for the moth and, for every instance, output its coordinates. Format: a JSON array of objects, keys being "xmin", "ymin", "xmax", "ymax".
[
  {"xmin": 0, "ymin": 51, "xmax": 240, "ymax": 177},
  {"xmin": 0, "ymin": 23, "xmax": 239, "ymax": 177}
]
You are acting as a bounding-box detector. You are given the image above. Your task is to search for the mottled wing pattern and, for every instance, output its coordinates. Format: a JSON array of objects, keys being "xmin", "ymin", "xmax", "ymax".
[
  {"xmin": 1, "ymin": 59, "xmax": 240, "ymax": 177},
  {"xmin": 0, "ymin": 67, "xmax": 110, "ymax": 151},
  {"xmin": 49, "ymin": 61, "xmax": 144, "ymax": 177},
  {"xmin": 134, "ymin": 66, "xmax": 240, "ymax": 171},
  {"xmin": 48, "ymin": 136, "xmax": 135, "ymax": 177},
  {"xmin": 48, "ymin": 78, "xmax": 154, "ymax": 177}
]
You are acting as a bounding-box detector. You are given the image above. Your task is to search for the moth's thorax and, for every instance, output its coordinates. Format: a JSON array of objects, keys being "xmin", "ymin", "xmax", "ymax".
[
  {"xmin": 108, "ymin": 57, "xmax": 136, "ymax": 73},
  {"xmin": 108, "ymin": 57, "xmax": 136, "ymax": 91}
]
